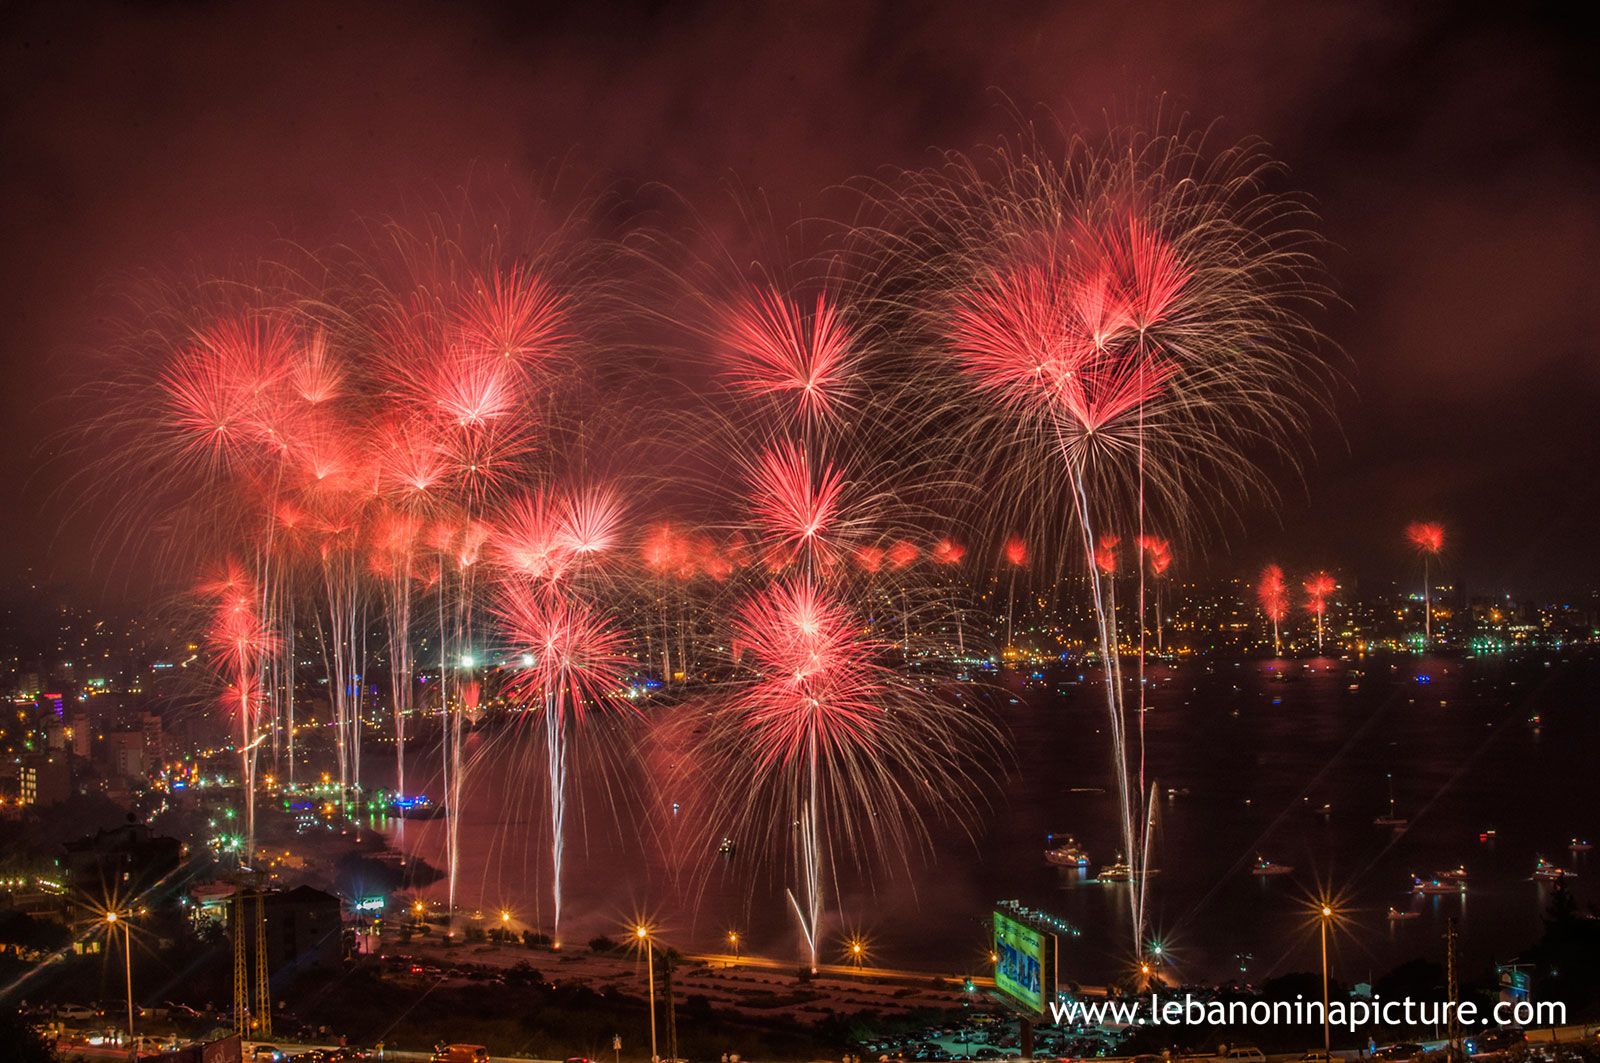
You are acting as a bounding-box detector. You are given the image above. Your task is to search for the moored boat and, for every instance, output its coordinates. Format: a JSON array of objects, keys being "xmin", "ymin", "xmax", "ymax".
[
  {"xmin": 1533, "ymin": 857, "xmax": 1577, "ymax": 880},
  {"xmin": 1252, "ymin": 856, "xmax": 1294, "ymax": 876},
  {"xmin": 1388, "ymin": 907, "xmax": 1420, "ymax": 921},
  {"xmin": 1045, "ymin": 835, "xmax": 1090, "ymax": 867}
]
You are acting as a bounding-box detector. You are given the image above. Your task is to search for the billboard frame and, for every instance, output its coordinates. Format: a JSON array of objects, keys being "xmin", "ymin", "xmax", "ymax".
[{"xmin": 992, "ymin": 908, "xmax": 1058, "ymax": 1018}]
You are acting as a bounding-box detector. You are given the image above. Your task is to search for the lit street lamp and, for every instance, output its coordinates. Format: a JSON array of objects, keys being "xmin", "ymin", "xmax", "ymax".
[
  {"xmin": 727, "ymin": 930, "xmax": 739, "ymax": 965},
  {"xmin": 1320, "ymin": 905, "xmax": 1334, "ymax": 1058},
  {"xmin": 106, "ymin": 910, "xmax": 134, "ymax": 1044},
  {"xmin": 637, "ymin": 925, "xmax": 657, "ymax": 1063}
]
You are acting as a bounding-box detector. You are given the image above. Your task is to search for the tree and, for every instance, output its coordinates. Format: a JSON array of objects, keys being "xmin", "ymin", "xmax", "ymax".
[{"xmin": 0, "ymin": 1005, "xmax": 55, "ymax": 1063}]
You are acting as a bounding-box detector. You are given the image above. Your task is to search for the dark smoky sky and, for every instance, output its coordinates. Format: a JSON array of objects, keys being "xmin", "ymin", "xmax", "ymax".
[{"xmin": 3, "ymin": 0, "xmax": 1597, "ymax": 607}]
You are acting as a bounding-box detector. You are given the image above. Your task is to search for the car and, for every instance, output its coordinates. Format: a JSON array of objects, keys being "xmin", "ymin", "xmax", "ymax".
[
  {"xmin": 1371, "ymin": 1045, "xmax": 1424, "ymax": 1062},
  {"xmin": 1216, "ymin": 1047, "xmax": 1266, "ymax": 1063},
  {"xmin": 564, "ymin": 1057, "xmax": 593, "ymax": 1063},
  {"xmin": 1296, "ymin": 1053, "xmax": 1336, "ymax": 1063},
  {"xmin": 431, "ymin": 1047, "xmax": 490, "ymax": 1063},
  {"xmin": 252, "ymin": 1046, "xmax": 286, "ymax": 1062},
  {"xmin": 1467, "ymin": 1030, "xmax": 1525, "ymax": 1057},
  {"xmin": 58, "ymin": 1005, "xmax": 97, "ymax": 1021}
]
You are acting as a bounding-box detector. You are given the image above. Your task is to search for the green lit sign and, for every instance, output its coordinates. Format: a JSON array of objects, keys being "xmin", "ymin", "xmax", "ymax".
[{"xmin": 993, "ymin": 910, "xmax": 1057, "ymax": 1016}]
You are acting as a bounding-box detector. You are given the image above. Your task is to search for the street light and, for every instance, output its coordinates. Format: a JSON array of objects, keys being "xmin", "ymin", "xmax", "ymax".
[
  {"xmin": 106, "ymin": 910, "xmax": 133, "ymax": 1044},
  {"xmin": 727, "ymin": 930, "xmax": 739, "ymax": 965},
  {"xmin": 636, "ymin": 925, "xmax": 657, "ymax": 1063},
  {"xmin": 1320, "ymin": 905, "xmax": 1334, "ymax": 1059}
]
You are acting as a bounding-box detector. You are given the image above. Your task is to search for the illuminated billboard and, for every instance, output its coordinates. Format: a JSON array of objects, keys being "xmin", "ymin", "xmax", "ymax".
[{"xmin": 993, "ymin": 909, "xmax": 1057, "ymax": 1016}]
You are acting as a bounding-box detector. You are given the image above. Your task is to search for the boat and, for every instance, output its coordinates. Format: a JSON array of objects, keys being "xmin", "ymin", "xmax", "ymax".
[
  {"xmin": 1412, "ymin": 875, "xmax": 1465, "ymax": 895},
  {"xmin": 1374, "ymin": 774, "xmax": 1408, "ymax": 828},
  {"xmin": 1388, "ymin": 907, "xmax": 1420, "ymax": 921},
  {"xmin": 1436, "ymin": 865, "xmax": 1469, "ymax": 881},
  {"xmin": 717, "ymin": 837, "xmax": 736, "ymax": 856},
  {"xmin": 1479, "ymin": 829, "xmax": 1497, "ymax": 842},
  {"xmin": 1252, "ymin": 856, "xmax": 1294, "ymax": 876},
  {"xmin": 1044, "ymin": 835, "xmax": 1090, "ymax": 867},
  {"xmin": 1533, "ymin": 857, "xmax": 1577, "ymax": 881},
  {"xmin": 392, "ymin": 795, "xmax": 448, "ymax": 819},
  {"xmin": 1570, "ymin": 839, "xmax": 1592, "ymax": 853},
  {"xmin": 1098, "ymin": 861, "xmax": 1161, "ymax": 881}
]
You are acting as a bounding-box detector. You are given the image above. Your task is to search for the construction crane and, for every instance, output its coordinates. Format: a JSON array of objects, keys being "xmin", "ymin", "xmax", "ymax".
[{"xmin": 231, "ymin": 873, "xmax": 271, "ymax": 1038}]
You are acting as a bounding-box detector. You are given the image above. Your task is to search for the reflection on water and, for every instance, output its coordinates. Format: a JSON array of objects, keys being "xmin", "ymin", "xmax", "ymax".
[{"xmin": 361, "ymin": 652, "xmax": 1597, "ymax": 985}]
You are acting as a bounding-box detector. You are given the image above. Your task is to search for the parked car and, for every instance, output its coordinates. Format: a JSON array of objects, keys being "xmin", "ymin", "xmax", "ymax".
[
  {"xmin": 1215, "ymin": 1047, "xmax": 1266, "ymax": 1063},
  {"xmin": 431, "ymin": 1047, "xmax": 490, "ymax": 1063},
  {"xmin": 1371, "ymin": 1045, "xmax": 1424, "ymax": 1062},
  {"xmin": 1467, "ymin": 1030, "xmax": 1526, "ymax": 1057}
]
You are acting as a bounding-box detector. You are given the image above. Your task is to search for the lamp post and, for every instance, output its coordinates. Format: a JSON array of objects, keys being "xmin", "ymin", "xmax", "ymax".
[
  {"xmin": 637, "ymin": 925, "xmax": 657, "ymax": 1063},
  {"xmin": 1320, "ymin": 905, "xmax": 1333, "ymax": 1058},
  {"xmin": 727, "ymin": 931, "xmax": 739, "ymax": 966},
  {"xmin": 106, "ymin": 910, "xmax": 133, "ymax": 1044}
]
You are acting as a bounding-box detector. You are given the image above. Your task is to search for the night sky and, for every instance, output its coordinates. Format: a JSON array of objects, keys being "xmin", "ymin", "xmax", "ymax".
[{"xmin": 3, "ymin": 0, "xmax": 1597, "ymax": 604}]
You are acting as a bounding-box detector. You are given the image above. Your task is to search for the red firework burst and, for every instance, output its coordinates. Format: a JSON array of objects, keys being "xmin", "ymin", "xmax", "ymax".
[
  {"xmin": 498, "ymin": 587, "xmax": 633, "ymax": 724},
  {"xmin": 1003, "ymin": 535, "xmax": 1028, "ymax": 568},
  {"xmin": 1406, "ymin": 522, "xmax": 1444, "ymax": 555},
  {"xmin": 730, "ymin": 577, "xmax": 885, "ymax": 770},
  {"xmin": 1257, "ymin": 564, "xmax": 1288, "ymax": 623},
  {"xmin": 887, "ymin": 540, "xmax": 919, "ymax": 569},
  {"xmin": 748, "ymin": 441, "xmax": 847, "ymax": 564},
  {"xmin": 1304, "ymin": 572, "xmax": 1336, "ymax": 614},
  {"xmin": 722, "ymin": 288, "xmax": 859, "ymax": 422},
  {"xmin": 452, "ymin": 264, "xmax": 569, "ymax": 378},
  {"xmin": 948, "ymin": 224, "xmax": 1184, "ymax": 446},
  {"xmin": 1094, "ymin": 534, "xmax": 1120, "ymax": 575},
  {"xmin": 556, "ymin": 485, "xmax": 625, "ymax": 559},
  {"xmin": 492, "ymin": 492, "xmax": 572, "ymax": 581},
  {"xmin": 1136, "ymin": 536, "xmax": 1171, "ymax": 576},
  {"xmin": 162, "ymin": 316, "xmax": 297, "ymax": 470},
  {"xmin": 290, "ymin": 328, "xmax": 343, "ymax": 406}
]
